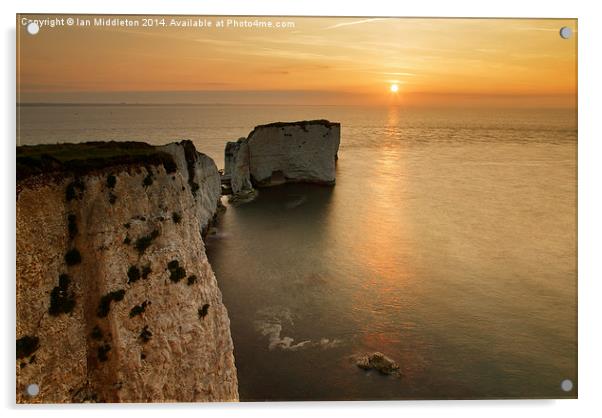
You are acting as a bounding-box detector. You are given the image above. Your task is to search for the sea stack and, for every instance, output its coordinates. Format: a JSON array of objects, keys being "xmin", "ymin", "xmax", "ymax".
[
  {"xmin": 223, "ymin": 120, "xmax": 341, "ymax": 199},
  {"xmin": 16, "ymin": 141, "xmax": 238, "ymax": 403}
]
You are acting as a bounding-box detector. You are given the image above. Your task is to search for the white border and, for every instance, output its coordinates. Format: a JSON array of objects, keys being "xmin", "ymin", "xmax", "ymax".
[{"xmin": 3, "ymin": 1, "xmax": 601, "ymax": 417}]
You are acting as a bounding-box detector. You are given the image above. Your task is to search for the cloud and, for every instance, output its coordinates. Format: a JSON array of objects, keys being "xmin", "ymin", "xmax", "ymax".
[
  {"xmin": 323, "ymin": 18, "xmax": 386, "ymax": 30},
  {"xmin": 379, "ymin": 72, "xmax": 416, "ymax": 77},
  {"xmin": 514, "ymin": 26, "xmax": 565, "ymax": 32}
]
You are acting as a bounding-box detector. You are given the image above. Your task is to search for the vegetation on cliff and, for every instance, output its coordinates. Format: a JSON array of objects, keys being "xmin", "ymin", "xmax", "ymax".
[
  {"xmin": 16, "ymin": 336, "xmax": 40, "ymax": 359},
  {"xmin": 48, "ymin": 273, "xmax": 76, "ymax": 316},
  {"xmin": 17, "ymin": 141, "xmax": 177, "ymax": 182},
  {"xmin": 97, "ymin": 289, "xmax": 126, "ymax": 318}
]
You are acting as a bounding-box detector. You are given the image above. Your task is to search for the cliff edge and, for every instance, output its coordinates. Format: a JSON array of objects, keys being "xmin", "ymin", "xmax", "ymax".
[{"xmin": 16, "ymin": 141, "xmax": 238, "ymax": 403}]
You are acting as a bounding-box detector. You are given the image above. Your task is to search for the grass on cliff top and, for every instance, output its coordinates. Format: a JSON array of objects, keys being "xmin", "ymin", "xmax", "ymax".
[
  {"xmin": 256, "ymin": 119, "xmax": 340, "ymax": 129},
  {"xmin": 17, "ymin": 141, "xmax": 177, "ymax": 181},
  {"xmin": 247, "ymin": 119, "xmax": 340, "ymax": 137}
]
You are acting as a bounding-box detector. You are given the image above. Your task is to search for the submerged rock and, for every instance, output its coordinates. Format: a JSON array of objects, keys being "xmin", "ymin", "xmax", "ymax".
[
  {"xmin": 228, "ymin": 188, "xmax": 258, "ymax": 206},
  {"xmin": 224, "ymin": 120, "xmax": 340, "ymax": 202},
  {"xmin": 355, "ymin": 352, "xmax": 401, "ymax": 377}
]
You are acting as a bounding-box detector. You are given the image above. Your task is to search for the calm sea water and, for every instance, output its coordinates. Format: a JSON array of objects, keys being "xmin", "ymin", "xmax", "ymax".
[{"xmin": 18, "ymin": 104, "xmax": 577, "ymax": 400}]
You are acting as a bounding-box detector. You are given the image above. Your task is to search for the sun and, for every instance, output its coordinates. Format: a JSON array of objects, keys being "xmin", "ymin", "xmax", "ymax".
[{"xmin": 389, "ymin": 83, "xmax": 399, "ymax": 93}]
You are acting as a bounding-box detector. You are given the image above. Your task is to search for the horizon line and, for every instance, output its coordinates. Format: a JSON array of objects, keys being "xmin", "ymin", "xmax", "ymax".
[{"xmin": 16, "ymin": 102, "xmax": 577, "ymax": 110}]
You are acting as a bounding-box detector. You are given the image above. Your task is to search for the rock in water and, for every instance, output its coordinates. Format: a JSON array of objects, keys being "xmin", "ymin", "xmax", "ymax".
[
  {"xmin": 355, "ymin": 352, "xmax": 401, "ymax": 377},
  {"xmin": 224, "ymin": 120, "xmax": 340, "ymax": 200}
]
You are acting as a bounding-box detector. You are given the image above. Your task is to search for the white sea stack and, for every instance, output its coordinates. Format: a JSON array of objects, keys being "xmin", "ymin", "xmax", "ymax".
[{"xmin": 224, "ymin": 120, "xmax": 341, "ymax": 198}]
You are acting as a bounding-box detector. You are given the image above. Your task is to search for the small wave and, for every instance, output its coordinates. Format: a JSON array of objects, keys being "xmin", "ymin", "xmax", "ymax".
[
  {"xmin": 254, "ymin": 307, "xmax": 342, "ymax": 351},
  {"xmin": 317, "ymin": 338, "xmax": 343, "ymax": 349},
  {"xmin": 210, "ymin": 231, "xmax": 232, "ymax": 239},
  {"xmin": 205, "ymin": 230, "xmax": 232, "ymax": 242},
  {"xmin": 284, "ymin": 195, "xmax": 307, "ymax": 209},
  {"xmin": 255, "ymin": 320, "xmax": 312, "ymax": 351}
]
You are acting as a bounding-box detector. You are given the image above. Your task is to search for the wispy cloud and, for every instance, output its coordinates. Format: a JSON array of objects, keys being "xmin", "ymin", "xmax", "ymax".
[
  {"xmin": 323, "ymin": 18, "xmax": 385, "ymax": 30},
  {"xmin": 514, "ymin": 26, "xmax": 568, "ymax": 32},
  {"xmin": 380, "ymin": 71, "xmax": 416, "ymax": 77}
]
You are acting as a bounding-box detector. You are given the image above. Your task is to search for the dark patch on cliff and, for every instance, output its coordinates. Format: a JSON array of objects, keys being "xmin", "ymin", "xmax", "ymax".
[
  {"xmin": 66, "ymin": 179, "xmax": 85, "ymax": 201},
  {"xmin": 172, "ymin": 212, "xmax": 182, "ymax": 224},
  {"xmin": 143, "ymin": 171, "xmax": 154, "ymax": 187},
  {"xmin": 49, "ymin": 273, "xmax": 76, "ymax": 316},
  {"xmin": 97, "ymin": 344, "xmax": 111, "ymax": 362},
  {"xmin": 127, "ymin": 266, "xmax": 141, "ymax": 284},
  {"xmin": 134, "ymin": 229, "xmax": 159, "ymax": 254},
  {"xmin": 129, "ymin": 301, "xmax": 150, "ymax": 318},
  {"xmin": 180, "ymin": 140, "xmax": 200, "ymax": 196},
  {"xmin": 67, "ymin": 214, "xmax": 78, "ymax": 239},
  {"xmin": 97, "ymin": 289, "xmax": 126, "ymax": 318},
  {"xmin": 91, "ymin": 326, "xmax": 103, "ymax": 341},
  {"xmin": 198, "ymin": 304, "xmax": 210, "ymax": 319},
  {"xmin": 65, "ymin": 248, "xmax": 82, "ymax": 266},
  {"xmin": 17, "ymin": 141, "xmax": 178, "ymax": 182},
  {"xmin": 139, "ymin": 326, "xmax": 152, "ymax": 343},
  {"xmin": 16, "ymin": 335, "xmax": 40, "ymax": 359},
  {"xmin": 106, "ymin": 174, "xmax": 117, "ymax": 189},
  {"xmin": 167, "ymin": 260, "xmax": 186, "ymax": 283},
  {"xmin": 142, "ymin": 265, "xmax": 152, "ymax": 279},
  {"xmin": 187, "ymin": 275, "xmax": 197, "ymax": 285}
]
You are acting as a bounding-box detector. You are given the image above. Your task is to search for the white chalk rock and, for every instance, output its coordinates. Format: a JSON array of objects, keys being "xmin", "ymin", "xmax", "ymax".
[
  {"xmin": 247, "ymin": 120, "xmax": 340, "ymax": 186},
  {"xmin": 224, "ymin": 138, "xmax": 253, "ymax": 195},
  {"xmin": 160, "ymin": 141, "xmax": 222, "ymax": 234},
  {"xmin": 224, "ymin": 120, "xmax": 340, "ymax": 198}
]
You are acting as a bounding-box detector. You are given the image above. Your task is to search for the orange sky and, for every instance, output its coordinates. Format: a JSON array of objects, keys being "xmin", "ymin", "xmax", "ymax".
[{"xmin": 17, "ymin": 15, "xmax": 577, "ymax": 107}]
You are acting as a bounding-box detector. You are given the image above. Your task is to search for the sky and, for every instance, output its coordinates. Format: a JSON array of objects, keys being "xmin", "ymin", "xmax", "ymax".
[{"xmin": 17, "ymin": 16, "xmax": 577, "ymax": 107}]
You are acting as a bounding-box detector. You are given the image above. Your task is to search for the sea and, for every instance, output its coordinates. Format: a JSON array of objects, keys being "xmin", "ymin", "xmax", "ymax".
[{"xmin": 17, "ymin": 104, "xmax": 577, "ymax": 400}]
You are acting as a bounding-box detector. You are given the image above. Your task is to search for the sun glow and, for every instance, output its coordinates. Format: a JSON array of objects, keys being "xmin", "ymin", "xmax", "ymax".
[{"xmin": 16, "ymin": 16, "xmax": 577, "ymax": 107}]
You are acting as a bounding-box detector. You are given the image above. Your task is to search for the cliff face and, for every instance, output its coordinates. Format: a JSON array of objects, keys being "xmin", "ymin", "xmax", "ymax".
[
  {"xmin": 224, "ymin": 120, "xmax": 340, "ymax": 196},
  {"xmin": 223, "ymin": 139, "xmax": 253, "ymax": 196},
  {"xmin": 16, "ymin": 141, "xmax": 238, "ymax": 403},
  {"xmin": 159, "ymin": 141, "xmax": 222, "ymax": 234}
]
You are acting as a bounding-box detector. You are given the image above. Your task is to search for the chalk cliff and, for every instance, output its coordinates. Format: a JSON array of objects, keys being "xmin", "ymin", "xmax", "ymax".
[
  {"xmin": 224, "ymin": 120, "xmax": 340, "ymax": 197},
  {"xmin": 223, "ymin": 138, "xmax": 253, "ymax": 196},
  {"xmin": 16, "ymin": 141, "xmax": 238, "ymax": 403}
]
